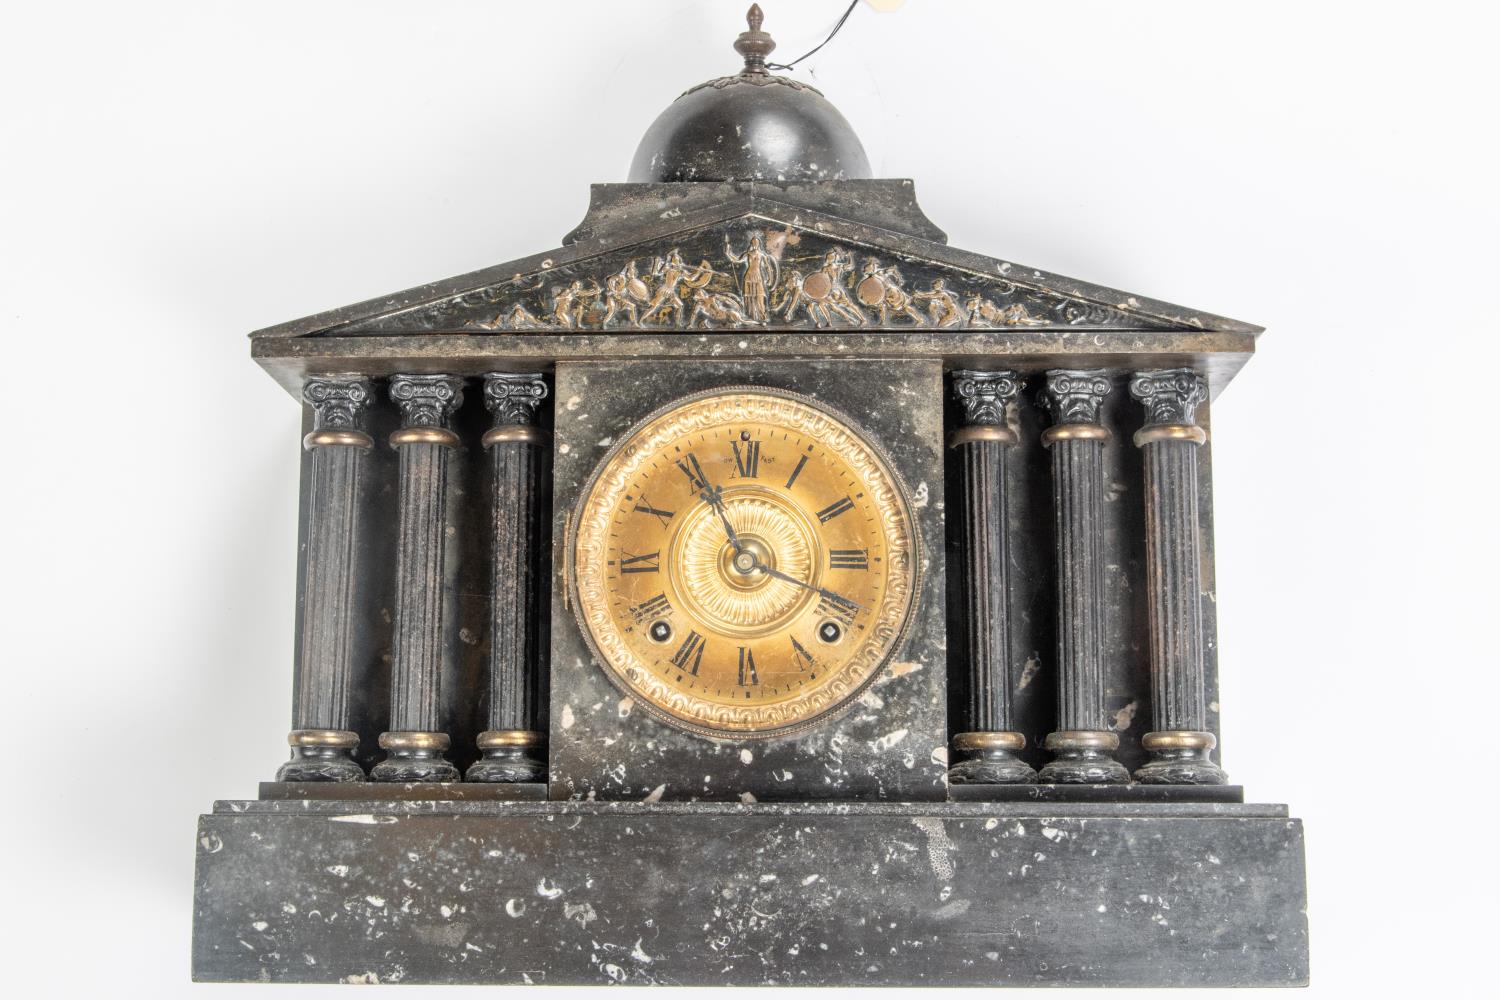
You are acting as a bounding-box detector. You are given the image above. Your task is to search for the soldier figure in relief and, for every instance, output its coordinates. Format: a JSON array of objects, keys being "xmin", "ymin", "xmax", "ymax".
[
  {"xmin": 482, "ymin": 302, "xmax": 546, "ymax": 330},
  {"xmin": 724, "ymin": 232, "xmax": 778, "ymax": 323},
  {"xmin": 822, "ymin": 248, "xmax": 853, "ymax": 287},
  {"xmin": 913, "ymin": 277, "xmax": 965, "ymax": 328},
  {"xmin": 858, "ymin": 258, "xmax": 927, "ymax": 326},
  {"xmin": 687, "ymin": 287, "xmax": 752, "ymax": 328},
  {"xmin": 602, "ymin": 259, "xmax": 651, "ymax": 327},
  {"xmin": 825, "ymin": 259, "xmax": 868, "ymax": 326},
  {"xmin": 642, "ymin": 249, "xmax": 715, "ymax": 327},
  {"xmin": 965, "ymin": 291, "xmax": 1047, "ymax": 328},
  {"xmin": 551, "ymin": 279, "xmax": 601, "ymax": 329},
  {"xmin": 776, "ymin": 249, "xmax": 866, "ymax": 328}
]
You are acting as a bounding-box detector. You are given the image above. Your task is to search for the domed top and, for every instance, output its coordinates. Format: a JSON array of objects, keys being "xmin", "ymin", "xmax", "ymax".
[{"xmin": 628, "ymin": 5, "xmax": 872, "ymax": 184}]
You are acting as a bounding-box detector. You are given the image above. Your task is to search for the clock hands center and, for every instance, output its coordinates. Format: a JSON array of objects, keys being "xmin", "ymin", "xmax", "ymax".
[
  {"xmin": 700, "ymin": 484, "xmax": 861, "ymax": 611},
  {"xmin": 701, "ymin": 484, "xmax": 763, "ymax": 576}
]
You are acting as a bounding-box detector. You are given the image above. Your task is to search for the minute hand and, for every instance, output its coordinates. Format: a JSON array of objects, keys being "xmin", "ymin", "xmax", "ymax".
[{"xmin": 751, "ymin": 559, "xmax": 865, "ymax": 613}]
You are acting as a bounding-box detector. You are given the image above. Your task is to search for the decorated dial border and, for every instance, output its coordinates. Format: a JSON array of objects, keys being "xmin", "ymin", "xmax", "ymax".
[{"xmin": 571, "ymin": 387, "xmax": 919, "ymax": 738}]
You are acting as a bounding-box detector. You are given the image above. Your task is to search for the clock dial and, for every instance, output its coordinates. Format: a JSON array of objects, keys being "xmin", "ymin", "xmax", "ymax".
[{"xmin": 571, "ymin": 387, "xmax": 918, "ymax": 738}]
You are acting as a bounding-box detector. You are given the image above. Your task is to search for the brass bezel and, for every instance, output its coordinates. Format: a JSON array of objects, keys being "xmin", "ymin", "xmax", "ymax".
[{"xmin": 568, "ymin": 385, "xmax": 922, "ymax": 742}]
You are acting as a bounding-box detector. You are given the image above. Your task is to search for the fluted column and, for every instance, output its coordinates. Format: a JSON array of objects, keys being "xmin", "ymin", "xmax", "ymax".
[
  {"xmin": 277, "ymin": 376, "xmax": 374, "ymax": 782},
  {"xmin": 1038, "ymin": 371, "xmax": 1129, "ymax": 783},
  {"xmin": 467, "ymin": 373, "xmax": 550, "ymax": 782},
  {"xmin": 1130, "ymin": 370, "xmax": 1226, "ymax": 784},
  {"xmin": 946, "ymin": 371, "xmax": 1035, "ymax": 784},
  {"xmin": 372, "ymin": 374, "xmax": 464, "ymax": 782}
]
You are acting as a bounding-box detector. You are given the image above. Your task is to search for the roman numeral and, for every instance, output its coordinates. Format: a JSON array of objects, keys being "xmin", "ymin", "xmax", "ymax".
[
  {"xmin": 737, "ymin": 646, "xmax": 759, "ymax": 686},
  {"xmin": 815, "ymin": 496, "xmax": 856, "ymax": 523},
  {"xmin": 732, "ymin": 439, "xmax": 760, "ymax": 479},
  {"xmin": 671, "ymin": 630, "xmax": 707, "ymax": 676},
  {"xmin": 790, "ymin": 637, "xmax": 816, "ymax": 672},
  {"xmin": 632, "ymin": 495, "xmax": 675, "ymax": 528},
  {"xmin": 817, "ymin": 594, "xmax": 858, "ymax": 626},
  {"xmin": 629, "ymin": 593, "xmax": 672, "ymax": 623},
  {"xmin": 618, "ymin": 550, "xmax": 660, "ymax": 574},
  {"xmin": 828, "ymin": 548, "xmax": 869, "ymax": 570},
  {"xmin": 676, "ymin": 452, "xmax": 709, "ymax": 492},
  {"xmin": 784, "ymin": 454, "xmax": 808, "ymax": 489}
]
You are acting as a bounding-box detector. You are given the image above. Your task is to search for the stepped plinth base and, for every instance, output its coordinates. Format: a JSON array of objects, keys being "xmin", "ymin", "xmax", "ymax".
[{"xmin": 193, "ymin": 798, "xmax": 1307, "ymax": 986}]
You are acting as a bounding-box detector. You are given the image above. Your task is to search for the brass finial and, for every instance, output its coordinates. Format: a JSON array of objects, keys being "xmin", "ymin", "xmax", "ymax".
[{"xmin": 734, "ymin": 4, "xmax": 776, "ymax": 75}]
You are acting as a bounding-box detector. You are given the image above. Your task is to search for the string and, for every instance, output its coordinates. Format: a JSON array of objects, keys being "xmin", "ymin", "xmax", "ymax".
[{"xmin": 766, "ymin": 1, "xmax": 861, "ymax": 71}]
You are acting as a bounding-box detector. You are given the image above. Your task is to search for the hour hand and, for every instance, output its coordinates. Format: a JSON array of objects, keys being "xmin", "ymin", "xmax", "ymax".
[{"xmin": 699, "ymin": 485, "xmax": 742, "ymax": 550}]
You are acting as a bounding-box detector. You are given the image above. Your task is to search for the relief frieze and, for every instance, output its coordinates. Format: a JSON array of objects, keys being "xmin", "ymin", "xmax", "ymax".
[{"xmin": 331, "ymin": 221, "xmax": 1175, "ymax": 335}]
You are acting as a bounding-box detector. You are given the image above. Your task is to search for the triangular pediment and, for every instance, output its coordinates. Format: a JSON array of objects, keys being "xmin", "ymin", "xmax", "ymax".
[{"xmin": 253, "ymin": 198, "xmax": 1258, "ymax": 339}]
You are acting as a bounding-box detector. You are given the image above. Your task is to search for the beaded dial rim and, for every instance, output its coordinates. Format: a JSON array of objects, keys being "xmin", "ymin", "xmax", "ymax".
[{"xmin": 569, "ymin": 386, "xmax": 920, "ymax": 740}]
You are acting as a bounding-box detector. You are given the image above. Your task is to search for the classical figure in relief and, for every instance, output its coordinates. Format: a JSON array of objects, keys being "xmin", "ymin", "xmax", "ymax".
[
  {"xmin": 857, "ymin": 259, "xmax": 927, "ymax": 326},
  {"xmin": 776, "ymin": 249, "xmax": 866, "ymax": 327},
  {"xmin": 602, "ymin": 260, "xmax": 651, "ymax": 327},
  {"xmin": 913, "ymin": 277, "xmax": 964, "ymax": 328},
  {"xmin": 688, "ymin": 288, "xmax": 752, "ymax": 328},
  {"xmin": 551, "ymin": 279, "xmax": 601, "ymax": 329},
  {"xmin": 724, "ymin": 232, "xmax": 779, "ymax": 322},
  {"xmin": 965, "ymin": 292, "xmax": 1046, "ymax": 327},
  {"xmin": 819, "ymin": 250, "xmax": 867, "ymax": 326},
  {"xmin": 499, "ymin": 303, "xmax": 547, "ymax": 330},
  {"xmin": 641, "ymin": 249, "xmax": 715, "ymax": 326}
]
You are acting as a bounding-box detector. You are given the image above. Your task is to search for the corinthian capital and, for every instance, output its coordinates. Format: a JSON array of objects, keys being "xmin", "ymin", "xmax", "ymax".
[
  {"xmin": 951, "ymin": 370, "xmax": 1022, "ymax": 426},
  {"xmin": 1129, "ymin": 370, "xmax": 1208, "ymax": 427},
  {"xmin": 484, "ymin": 373, "xmax": 549, "ymax": 426},
  {"xmin": 390, "ymin": 375, "xmax": 465, "ymax": 428},
  {"xmin": 1041, "ymin": 370, "xmax": 1112, "ymax": 425},
  {"xmin": 303, "ymin": 376, "xmax": 373, "ymax": 431}
]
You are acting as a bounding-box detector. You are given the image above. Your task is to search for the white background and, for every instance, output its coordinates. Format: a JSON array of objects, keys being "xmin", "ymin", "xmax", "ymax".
[{"xmin": 3, "ymin": 1, "xmax": 1495, "ymax": 995}]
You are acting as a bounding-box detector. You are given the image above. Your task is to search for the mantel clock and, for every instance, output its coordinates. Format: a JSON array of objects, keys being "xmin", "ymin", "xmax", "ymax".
[{"xmin": 193, "ymin": 6, "xmax": 1309, "ymax": 987}]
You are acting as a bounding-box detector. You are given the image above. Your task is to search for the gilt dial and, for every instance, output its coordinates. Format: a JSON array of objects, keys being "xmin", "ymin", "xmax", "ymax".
[{"xmin": 571, "ymin": 387, "xmax": 919, "ymax": 738}]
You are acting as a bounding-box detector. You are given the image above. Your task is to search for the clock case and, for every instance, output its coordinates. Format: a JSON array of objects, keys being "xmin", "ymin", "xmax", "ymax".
[{"xmin": 192, "ymin": 179, "xmax": 1308, "ymax": 986}]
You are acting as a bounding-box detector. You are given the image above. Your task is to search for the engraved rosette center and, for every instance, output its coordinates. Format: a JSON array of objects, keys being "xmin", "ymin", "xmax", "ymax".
[{"xmin": 671, "ymin": 490, "xmax": 817, "ymax": 636}]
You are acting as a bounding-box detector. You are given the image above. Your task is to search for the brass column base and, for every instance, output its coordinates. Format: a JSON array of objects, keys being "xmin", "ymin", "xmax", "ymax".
[
  {"xmin": 1134, "ymin": 731, "xmax": 1227, "ymax": 785},
  {"xmin": 275, "ymin": 730, "xmax": 365, "ymax": 783},
  {"xmin": 947, "ymin": 731, "xmax": 1036, "ymax": 785},
  {"xmin": 371, "ymin": 731, "xmax": 460, "ymax": 783},
  {"xmin": 466, "ymin": 730, "xmax": 548, "ymax": 783},
  {"xmin": 1039, "ymin": 730, "xmax": 1130, "ymax": 784}
]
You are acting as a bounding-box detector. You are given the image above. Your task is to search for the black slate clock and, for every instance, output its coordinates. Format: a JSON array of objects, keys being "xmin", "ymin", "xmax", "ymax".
[{"xmin": 192, "ymin": 7, "xmax": 1308, "ymax": 987}]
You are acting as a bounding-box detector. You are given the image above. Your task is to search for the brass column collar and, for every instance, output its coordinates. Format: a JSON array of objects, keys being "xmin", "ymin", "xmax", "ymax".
[
  {"xmin": 378, "ymin": 731, "xmax": 452, "ymax": 752},
  {"xmin": 389, "ymin": 427, "xmax": 461, "ymax": 448},
  {"xmin": 1040, "ymin": 424, "xmax": 1111, "ymax": 448},
  {"xmin": 1043, "ymin": 730, "xmax": 1121, "ymax": 751},
  {"xmin": 476, "ymin": 730, "xmax": 546, "ymax": 750},
  {"xmin": 303, "ymin": 429, "xmax": 374, "ymax": 451},
  {"xmin": 951, "ymin": 731, "xmax": 1026, "ymax": 752},
  {"xmin": 1133, "ymin": 424, "xmax": 1207, "ymax": 447},
  {"xmin": 948, "ymin": 425, "xmax": 1017, "ymax": 449},
  {"xmin": 1141, "ymin": 730, "xmax": 1217, "ymax": 751},
  {"xmin": 288, "ymin": 729, "xmax": 360, "ymax": 748},
  {"xmin": 483, "ymin": 425, "xmax": 550, "ymax": 448}
]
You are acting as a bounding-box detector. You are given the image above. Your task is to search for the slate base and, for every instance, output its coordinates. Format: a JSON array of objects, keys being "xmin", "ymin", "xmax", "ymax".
[
  {"xmin": 192, "ymin": 799, "xmax": 1307, "ymax": 987},
  {"xmin": 259, "ymin": 781, "xmax": 549, "ymax": 802},
  {"xmin": 946, "ymin": 782, "xmax": 1245, "ymax": 803}
]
